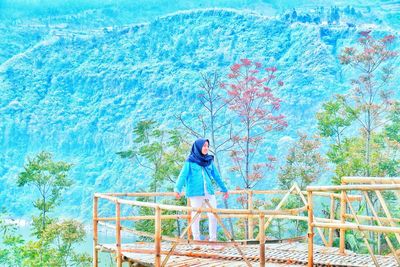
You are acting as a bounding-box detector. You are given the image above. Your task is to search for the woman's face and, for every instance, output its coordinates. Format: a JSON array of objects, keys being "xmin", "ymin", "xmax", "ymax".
[{"xmin": 201, "ymin": 141, "xmax": 209, "ymax": 155}]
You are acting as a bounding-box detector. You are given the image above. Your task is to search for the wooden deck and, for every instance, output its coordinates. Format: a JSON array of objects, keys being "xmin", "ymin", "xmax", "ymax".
[{"xmin": 97, "ymin": 241, "xmax": 398, "ymax": 267}]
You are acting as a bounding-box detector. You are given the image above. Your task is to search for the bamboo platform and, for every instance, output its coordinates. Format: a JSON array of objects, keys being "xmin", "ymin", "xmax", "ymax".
[
  {"xmin": 94, "ymin": 179, "xmax": 400, "ymax": 267},
  {"xmin": 97, "ymin": 241, "xmax": 398, "ymax": 267}
]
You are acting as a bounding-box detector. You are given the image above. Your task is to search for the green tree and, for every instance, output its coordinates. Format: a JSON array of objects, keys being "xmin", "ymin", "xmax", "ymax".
[
  {"xmin": 0, "ymin": 212, "xmax": 24, "ymax": 267},
  {"xmin": 118, "ymin": 120, "xmax": 189, "ymax": 238},
  {"xmin": 317, "ymin": 32, "xmax": 399, "ymax": 253},
  {"xmin": 17, "ymin": 151, "xmax": 73, "ymax": 237},
  {"xmin": 278, "ymin": 132, "xmax": 327, "ymax": 190},
  {"xmin": 15, "ymin": 151, "xmax": 90, "ymax": 266},
  {"xmin": 118, "ymin": 120, "xmax": 188, "ymax": 196}
]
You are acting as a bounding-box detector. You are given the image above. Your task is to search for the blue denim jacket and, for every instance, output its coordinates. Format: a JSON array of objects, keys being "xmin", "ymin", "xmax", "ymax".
[{"xmin": 174, "ymin": 161, "xmax": 228, "ymax": 197}]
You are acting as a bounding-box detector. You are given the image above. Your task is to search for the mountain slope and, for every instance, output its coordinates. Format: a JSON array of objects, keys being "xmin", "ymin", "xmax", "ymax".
[{"xmin": 0, "ymin": 8, "xmax": 398, "ymax": 219}]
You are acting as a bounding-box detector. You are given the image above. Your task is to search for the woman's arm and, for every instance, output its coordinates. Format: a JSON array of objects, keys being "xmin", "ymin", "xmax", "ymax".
[
  {"xmin": 174, "ymin": 161, "xmax": 190, "ymax": 194},
  {"xmin": 211, "ymin": 163, "xmax": 228, "ymax": 193}
]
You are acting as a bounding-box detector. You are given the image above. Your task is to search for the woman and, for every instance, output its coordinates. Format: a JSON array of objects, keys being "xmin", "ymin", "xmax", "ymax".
[{"xmin": 174, "ymin": 138, "xmax": 229, "ymax": 245}]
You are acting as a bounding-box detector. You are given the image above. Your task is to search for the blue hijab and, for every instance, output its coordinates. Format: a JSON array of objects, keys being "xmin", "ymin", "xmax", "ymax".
[{"xmin": 187, "ymin": 138, "xmax": 214, "ymax": 167}]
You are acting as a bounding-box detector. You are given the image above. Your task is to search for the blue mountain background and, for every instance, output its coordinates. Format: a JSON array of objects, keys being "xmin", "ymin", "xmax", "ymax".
[{"xmin": 0, "ymin": 0, "xmax": 399, "ymax": 221}]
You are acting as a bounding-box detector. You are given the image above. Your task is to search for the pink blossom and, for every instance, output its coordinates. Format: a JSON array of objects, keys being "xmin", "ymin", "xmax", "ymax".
[
  {"xmin": 266, "ymin": 66, "xmax": 277, "ymax": 72},
  {"xmin": 230, "ymin": 63, "xmax": 241, "ymax": 72},
  {"xmin": 249, "ymin": 69, "xmax": 259, "ymax": 74},
  {"xmin": 359, "ymin": 30, "xmax": 371, "ymax": 37},
  {"xmin": 240, "ymin": 58, "xmax": 252, "ymax": 66},
  {"xmin": 278, "ymin": 80, "xmax": 284, "ymax": 86},
  {"xmin": 382, "ymin": 35, "xmax": 395, "ymax": 44},
  {"xmin": 255, "ymin": 62, "xmax": 262, "ymax": 68}
]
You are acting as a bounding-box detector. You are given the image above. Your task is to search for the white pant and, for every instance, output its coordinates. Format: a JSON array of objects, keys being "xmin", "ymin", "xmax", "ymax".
[{"xmin": 189, "ymin": 194, "xmax": 218, "ymax": 241}]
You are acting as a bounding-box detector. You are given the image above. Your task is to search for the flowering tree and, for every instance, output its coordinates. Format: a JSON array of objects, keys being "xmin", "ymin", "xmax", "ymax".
[
  {"xmin": 222, "ymin": 59, "xmax": 287, "ymax": 192},
  {"xmin": 338, "ymin": 31, "xmax": 397, "ymax": 177},
  {"xmin": 317, "ymin": 32, "xmax": 398, "ymax": 253}
]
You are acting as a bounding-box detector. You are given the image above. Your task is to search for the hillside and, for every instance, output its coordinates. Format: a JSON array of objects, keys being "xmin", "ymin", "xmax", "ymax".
[{"xmin": 0, "ymin": 7, "xmax": 399, "ymax": 220}]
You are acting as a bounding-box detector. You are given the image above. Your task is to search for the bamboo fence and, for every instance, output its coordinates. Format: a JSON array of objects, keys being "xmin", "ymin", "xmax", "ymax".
[{"xmin": 93, "ymin": 179, "xmax": 399, "ymax": 267}]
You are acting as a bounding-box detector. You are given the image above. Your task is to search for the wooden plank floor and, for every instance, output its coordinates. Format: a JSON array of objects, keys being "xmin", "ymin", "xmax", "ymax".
[{"xmin": 98, "ymin": 242, "xmax": 398, "ymax": 267}]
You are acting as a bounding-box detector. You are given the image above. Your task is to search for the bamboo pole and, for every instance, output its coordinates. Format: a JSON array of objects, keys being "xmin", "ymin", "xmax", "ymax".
[
  {"xmin": 343, "ymin": 214, "xmax": 400, "ymax": 224},
  {"xmin": 100, "ymin": 197, "xmax": 301, "ymax": 215},
  {"xmin": 161, "ymin": 203, "xmax": 205, "ymax": 267},
  {"xmin": 328, "ymin": 194, "xmax": 335, "ymax": 247},
  {"xmin": 155, "ymin": 206, "xmax": 161, "ymax": 267},
  {"xmin": 119, "ymin": 247, "xmax": 260, "ymax": 260},
  {"xmin": 99, "ymin": 222, "xmax": 238, "ymax": 246},
  {"xmin": 115, "ymin": 202, "xmax": 122, "ymax": 267},
  {"xmin": 93, "ymin": 196, "xmax": 98, "ymax": 267},
  {"xmin": 363, "ymin": 192, "xmax": 400, "ymax": 265},
  {"xmin": 97, "ymin": 213, "xmax": 312, "ymax": 221},
  {"xmin": 339, "ymin": 190, "xmax": 346, "ymax": 254},
  {"xmin": 316, "ymin": 227, "xmax": 328, "ymax": 247},
  {"xmin": 256, "ymin": 184, "xmax": 297, "ymax": 240},
  {"xmin": 312, "ymin": 222, "xmax": 400, "ymax": 234},
  {"xmin": 293, "ymin": 184, "xmax": 308, "ymax": 206},
  {"xmin": 187, "ymin": 198, "xmax": 192, "ymax": 241},
  {"xmin": 307, "ymin": 184, "xmax": 400, "ymax": 192},
  {"xmin": 259, "ymin": 213, "xmax": 265, "ymax": 267},
  {"xmin": 307, "ymin": 191, "xmax": 314, "ymax": 267},
  {"xmin": 203, "ymin": 200, "xmax": 252, "ymax": 267},
  {"xmin": 98, "ymin": 190, "xmax": 362, "ymax": 201},
  {"xmin": 373, "ymin": 188, "xmax": 400, "ymax": 244},
  {"xmin": 248, "ymin": 191, "xmax": 254, "ymax": 239},
  {"xmin": 344, "ymin": 193, "xmax": 379, "ymax": 266},
  {"xmin": 342, "ymin": 177, "xmax": 400, "ymax": 184}
]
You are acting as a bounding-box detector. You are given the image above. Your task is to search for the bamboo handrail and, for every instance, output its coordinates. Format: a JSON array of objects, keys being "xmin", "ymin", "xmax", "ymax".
[
  {"xmin": 97, "ymin": 194, "xmax": 303, "ymax": 215},
  {"xmin": 307, "ymin": 184, "xmax": 400, "ymax": 191},
  {"xmin": 343, "ymin": 214, "xmax": 400, "ymax": 224},
  {"xmin": 98, "ymin": 190, "xmax": 362, "ymax": 201},
  {"xmin": 342, "ymin": 177, "xmax": 400, "ymax": 184},
  {"xmin": 312, "ymin": 222, "xmax": 400, "ymax": 234}
]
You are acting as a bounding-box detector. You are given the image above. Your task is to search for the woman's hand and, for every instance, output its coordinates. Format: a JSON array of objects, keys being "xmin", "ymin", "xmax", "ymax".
[
  {"xmin": 223, "ymin": 192, "xmax": 229, "ymax": 200},
  {"xmin": 174, "ymin": 192, "xmax": 181, "ymax": 199}
]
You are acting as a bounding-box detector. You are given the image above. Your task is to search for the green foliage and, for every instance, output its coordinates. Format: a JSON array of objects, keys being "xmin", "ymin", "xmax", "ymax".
[
  {"xmin": 17, "ymin": 151, "xmax": 73, "ymax": 236},
  {"xmin": 133, "ymin": 196, "xmax": 187, "ymax": 241},
  {"xmin": 385, "ymin": 102, "xmax": 400, "ymax": 143},
  {"xmin": 118, "ymin": 121, "xmax": 191, "ymax": 241},
  {"xmin": 317, "ymin": 98, "xmax": 356, "ymax": 140},
  {"xmin": 0, "ymin": 214, "xmax": 25, "ymax": 267},
  {"xmin": 5, "ymin": 152, "xmax": 91, "ymax": 266},
  {"xmin": 278, "ymin": 132, "xmax": 327, "ymax": 190},
  {"xmin": 118, "ymin": 120, "xmax": 188, "ymax": 192},
  {"xmin": 40, "ymin": 220, "xmax": 91, "ymax": 266}
]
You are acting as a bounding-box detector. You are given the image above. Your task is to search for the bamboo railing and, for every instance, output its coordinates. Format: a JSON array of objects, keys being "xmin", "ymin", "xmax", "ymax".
[
  {"xmin": 307, "ymin": 181, "xmax": 400, "ymax": 267},
  {"xmin": 93, "ymin": 182, "xmax": 388, "ymax": 267}
]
